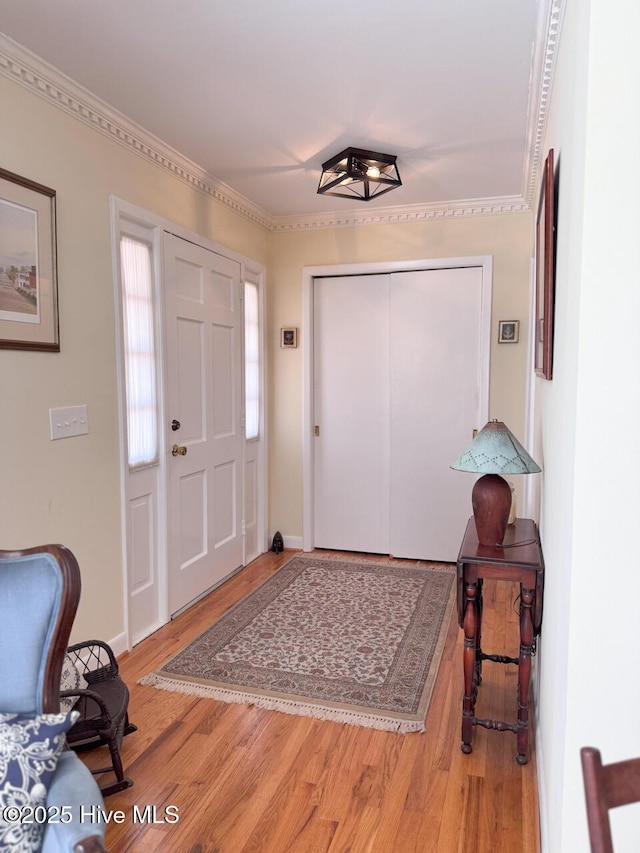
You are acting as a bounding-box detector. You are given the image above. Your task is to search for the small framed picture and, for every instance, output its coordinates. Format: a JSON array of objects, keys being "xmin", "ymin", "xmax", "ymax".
[
  {"xmin": 498, "ymin": 320, "xmax": 519, "ymax": 344},
  {"xmin": 280, "ymin": 327, "xmax": 298, "ymax": 348}
]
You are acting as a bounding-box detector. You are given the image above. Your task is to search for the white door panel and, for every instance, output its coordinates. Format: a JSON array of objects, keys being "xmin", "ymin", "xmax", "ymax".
[
  {"xmin": 127, "ymin": 467, "xmax": 161, "ymax": 646},
  {"xmin": 389, "ymin": 268, "xmax": 482, "ymax": 560},
  {"xmin": 314, "ymin": 275, "xmax": 390, "ymax": 553},
  {"xmin": 164, "ymin": 233, "xmax": 243, "ymax": 615},
  {"xmin": 244, "ymin": 455, "xmax": 258, "ymax": 558},
  {"xmin": 176, "ymin": 318, "xmax": 205, "ymax": 440}
]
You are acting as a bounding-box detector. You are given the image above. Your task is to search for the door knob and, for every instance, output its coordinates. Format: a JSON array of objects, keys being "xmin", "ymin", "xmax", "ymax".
[{"xmin": 171, "ymin": 444, "xmax": 187, "ymax": 457}]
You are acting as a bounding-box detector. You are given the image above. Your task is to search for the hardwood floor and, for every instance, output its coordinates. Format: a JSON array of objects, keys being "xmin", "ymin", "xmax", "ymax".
[{"xmin": 86, "ymin": 550, "xmax": 540, "ymax": 852}]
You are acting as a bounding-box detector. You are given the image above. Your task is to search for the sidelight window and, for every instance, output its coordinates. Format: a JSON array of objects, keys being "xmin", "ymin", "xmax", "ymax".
[
  {"xmin": 244, "ymin": 281, "xmax": 260, "ymax": 440},
  {"xmin": 120, "ymin": 234, "xmax": 158, "ymax": 469}
]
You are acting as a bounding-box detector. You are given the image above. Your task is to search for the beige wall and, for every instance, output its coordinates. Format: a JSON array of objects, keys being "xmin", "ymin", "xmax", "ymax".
[
  {"xmin": 268, "ymin": 213, "xmax": 534, "ymax": 540},
  {"xmin": 0, "ymin": 75, "xmax": 268, "ymax": 643}
]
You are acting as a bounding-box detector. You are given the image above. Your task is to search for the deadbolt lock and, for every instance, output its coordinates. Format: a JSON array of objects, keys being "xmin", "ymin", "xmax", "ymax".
[{"xmin": 171, "ymin": 444, "xmax": 187, "ymax": 457}]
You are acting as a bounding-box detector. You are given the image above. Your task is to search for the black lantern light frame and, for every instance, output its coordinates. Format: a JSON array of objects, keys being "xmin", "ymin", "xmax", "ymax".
[{"xmin": 317, "ymin": 147, "xmax": 402, "ymax": 201}]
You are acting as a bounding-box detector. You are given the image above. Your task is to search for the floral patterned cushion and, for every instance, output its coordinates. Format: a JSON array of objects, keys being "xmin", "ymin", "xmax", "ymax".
[
  {"xmin": 0, "ymin": 711, "xmax": 78, "ymax": 853},
  {"xmin": 59, "ymin": 653, "xmax": 88, "ymax": 712}
]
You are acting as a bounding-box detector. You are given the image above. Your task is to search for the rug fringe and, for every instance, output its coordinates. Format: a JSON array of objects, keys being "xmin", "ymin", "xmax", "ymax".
[{"xmin": 138, "ymin": 673, "xmax": 426, "ymax": 734}]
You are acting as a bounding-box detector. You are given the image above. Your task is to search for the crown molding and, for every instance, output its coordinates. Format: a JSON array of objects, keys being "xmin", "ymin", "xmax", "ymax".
[
  {"xmin": 271, "ymin": 196, "xmax": 529, "ymax": 233},
  {"xmin": 0, "ymin": 15, "xmax": 562, "ymax": 234},
  {"xmin": 522, "ymin": 0, "xmax": 565, "ymax": 208},
  {"xmin": 0, "ymin": 33, "xmax": 273, "ymax": 231}
]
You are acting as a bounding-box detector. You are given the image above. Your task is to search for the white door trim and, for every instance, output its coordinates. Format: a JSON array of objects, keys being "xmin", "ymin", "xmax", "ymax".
[
  {"xmin": 302, "ymin": 256, "xmax": 493, "ymax": 553},
  {"xmin": 110, "ymin": 196, "xmax": 267, "ymax": 648},
  {"xmin": 110, "ymin": 198, "xmax": 169, "ymax": 649}
]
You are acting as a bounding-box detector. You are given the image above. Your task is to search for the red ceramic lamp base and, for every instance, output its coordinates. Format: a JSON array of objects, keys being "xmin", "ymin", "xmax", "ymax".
[{"xmin": 471, "ymin": 474, "xmax": 512, "ymax": 546}]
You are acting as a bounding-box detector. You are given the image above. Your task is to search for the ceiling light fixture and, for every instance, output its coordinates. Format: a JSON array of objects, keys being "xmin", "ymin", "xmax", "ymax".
[{"xmin": 317, "ymin": 147, "xmax": 402, "ymax": 202}]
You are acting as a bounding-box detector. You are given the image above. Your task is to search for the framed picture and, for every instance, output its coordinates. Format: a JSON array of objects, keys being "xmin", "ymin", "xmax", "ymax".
[
  {"xmin": 498, "ymin": 320, "xmax": 519, "ymax": 344},
  {"xmin": 280, "ymin": 327, "xmax": 298, "ymax": 348},
  {"xmin": 534, "ymin": 149, "xmax": 556, "ymax": 379},
  {"xmin": 0, "ymin": 168, "xmax": 59, "ymax": 351}
]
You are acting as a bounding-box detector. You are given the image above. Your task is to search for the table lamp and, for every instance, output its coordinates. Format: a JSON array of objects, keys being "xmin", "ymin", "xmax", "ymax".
[{"xmin": 450, "ymin": 420, "xmax": 541, "ymax": 547}]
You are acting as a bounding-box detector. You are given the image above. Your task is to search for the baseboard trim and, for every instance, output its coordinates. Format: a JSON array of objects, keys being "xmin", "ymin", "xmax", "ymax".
[
  {"xmin": 283, "ymin": 535, "xmax": 303, "ymax": 550},
  {"xmin": 531, "ymin": 671, "xmax": 548, "ymax": 853},
  {"xmin": 108, "ymin": 631, "xmax": 129, "ymax": 658},
  {"xmin": 536, "ymin": 722, "xmax": 549, "ymax": 853}
]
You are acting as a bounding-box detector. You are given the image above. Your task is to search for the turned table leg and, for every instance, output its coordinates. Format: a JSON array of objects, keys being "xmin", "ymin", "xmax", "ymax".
[
  {"xmin": 475, "ymin": 577, "xmax": 484, "ymax": 690},
  {"xmin": 461, "ymin": 579, "xmax": 478, "ymax": 753},
  {"xmin": 516, "ymin": 585, "xmax": 535, "ymax": 764}
]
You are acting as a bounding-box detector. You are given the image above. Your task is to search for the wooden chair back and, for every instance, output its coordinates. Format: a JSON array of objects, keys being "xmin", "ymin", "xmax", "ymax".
[{"xmin": 581, "ymin": 746, "xmax": 640, "ymax": 852}]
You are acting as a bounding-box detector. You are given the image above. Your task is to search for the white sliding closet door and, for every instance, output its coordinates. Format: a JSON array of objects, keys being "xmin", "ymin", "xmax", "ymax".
[
  {"xmin": 314, "ymin": 267, "xmax": 484, "ymax": 562},
  {"xmin": 313, "ymin": 275, "xmax": 390, "ymax": 553},
  {"xmin": 389, "ymin": 268, "xmax": 483, "ymax": 560}
]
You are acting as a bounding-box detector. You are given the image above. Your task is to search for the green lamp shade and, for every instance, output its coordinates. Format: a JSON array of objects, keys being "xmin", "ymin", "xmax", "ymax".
[{"xmin": 450, "ymin": 420, "xmax": 541, "ymax": 475}]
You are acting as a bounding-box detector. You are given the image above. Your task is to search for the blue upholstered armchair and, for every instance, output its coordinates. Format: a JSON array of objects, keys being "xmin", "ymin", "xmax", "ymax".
[{"xmin": 0, "ymin": 545, "xmax": 107, "ymax": 853}]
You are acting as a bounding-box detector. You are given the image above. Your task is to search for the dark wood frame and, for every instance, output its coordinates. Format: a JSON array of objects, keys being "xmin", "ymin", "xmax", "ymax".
[
  {"xmin": 498, "ymin": 320, "xmax": 519, "ymax": 344},
  {"xmin": 581, "ymin": 746, "xmax": 640, "ymax": 853},
  {"xmin": 0, "ymin": 167, "xmax": 59, "ymax": 351},
  {"xmin": 534, "ymin": 149, "xmax": 555, "ymax": 379},
  {"xmin": 280, "ymin": 327, "xmax": 298, "ymax": 348}
]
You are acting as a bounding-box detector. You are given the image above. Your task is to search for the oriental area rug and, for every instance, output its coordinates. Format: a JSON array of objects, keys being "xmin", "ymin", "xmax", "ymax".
[{"xmin": 141, "ymin": 553, "xmax": 456, "ymax": 733}]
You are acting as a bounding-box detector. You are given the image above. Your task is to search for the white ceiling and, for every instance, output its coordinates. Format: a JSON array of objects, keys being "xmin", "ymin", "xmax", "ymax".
[{"xmin": 0, "ymin": 0, "xmax": 547, "ymax": 223}]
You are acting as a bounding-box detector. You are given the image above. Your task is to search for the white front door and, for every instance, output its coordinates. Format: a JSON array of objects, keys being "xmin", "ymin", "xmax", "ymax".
[
  {"xmin": 164, "ymin": 232, "xmax": 243, "ymax": 615},
  {"xmin": 313, "ymin": 266, "xmax": 486, "ymax": 562}
]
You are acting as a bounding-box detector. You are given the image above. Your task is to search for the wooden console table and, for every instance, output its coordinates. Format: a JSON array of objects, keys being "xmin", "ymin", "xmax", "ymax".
[{"xmin": 456, "ymin": 517, "xmax": 544, "ymax": 764}]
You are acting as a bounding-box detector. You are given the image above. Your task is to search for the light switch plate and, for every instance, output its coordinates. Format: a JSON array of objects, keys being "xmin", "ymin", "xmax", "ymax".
[{"xmin": 49, "ymin": 405, "xmax": 89, "ymax": 440}]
